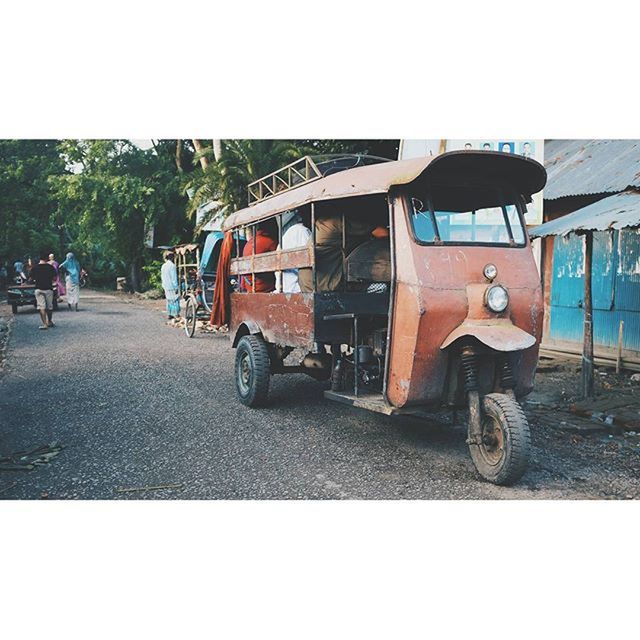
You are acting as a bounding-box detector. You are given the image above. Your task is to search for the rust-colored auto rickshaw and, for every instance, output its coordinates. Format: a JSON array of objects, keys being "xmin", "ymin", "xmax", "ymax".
[{"xmin": 221, "ymin": 153, "xmax": 546, "ymax": 485}]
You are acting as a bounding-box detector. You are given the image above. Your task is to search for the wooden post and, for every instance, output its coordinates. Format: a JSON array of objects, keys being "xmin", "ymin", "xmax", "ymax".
[
  {"xmin": 616, "ymin": 320, "xmax": 624, "ymax": 374},
  {"xmin": 581, "ymin": 231, "xmax": 594, "ymax": 398}
]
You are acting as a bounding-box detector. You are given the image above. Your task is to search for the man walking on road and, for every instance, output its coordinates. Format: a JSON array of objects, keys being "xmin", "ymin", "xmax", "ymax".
[
  {"xmin": 161, "ymin": 251, "xmax": 180, "ymax": 322},
  {"xmin": 31, "ymin": 251, "xmax": 56, "ymax": 330}
]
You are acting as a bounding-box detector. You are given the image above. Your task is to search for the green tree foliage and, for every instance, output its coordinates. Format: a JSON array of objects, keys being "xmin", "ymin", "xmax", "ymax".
[
  {"xmin": 0, "ymin": 139, "xmax": 66, "ymax": 263},
  {"xmin": 184, "ymin": 139, "xmax": 400, "ymax": 220},
  {"xmin": 50, "ymin": 140, "xmax": 187, "ymax": 290},
  {"xmin": 184, "ymin": 139, "xmax": 308, "ymax": 217},
  {"xmin": 1, "ymin": 138, "xmax": 400, "ymax": 290}
]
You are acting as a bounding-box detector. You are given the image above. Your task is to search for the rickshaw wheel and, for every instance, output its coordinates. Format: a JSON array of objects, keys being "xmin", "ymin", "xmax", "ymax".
[
  {"xmin": 469, "ymin": 393, "xmax": 530, "ymax": 486},
  {"xmin": 184, "ymin": 296, "xmax": 197, "ymax": 338},
  {"xmin": 235, "ymin": 335, "xmax": 271, "ymax": 407}
]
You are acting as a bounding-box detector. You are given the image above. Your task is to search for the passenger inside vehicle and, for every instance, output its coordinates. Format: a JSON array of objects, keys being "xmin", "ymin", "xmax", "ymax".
[
  {"xmin": 298, "ymin": 196, "xmax": 389, "ymax": 293},
  {"xmin": 276, "ymin": 208, "xmax": 312, "ymax": 293},
  {"xmin": 240, "ymin": 219, "xmax": 278, "ymax": 292}
]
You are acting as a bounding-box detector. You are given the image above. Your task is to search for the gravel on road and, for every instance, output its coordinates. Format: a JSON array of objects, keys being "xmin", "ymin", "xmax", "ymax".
[{"xmin": 1, "ymin": 291, "xmax": 638, "ymax": 499}]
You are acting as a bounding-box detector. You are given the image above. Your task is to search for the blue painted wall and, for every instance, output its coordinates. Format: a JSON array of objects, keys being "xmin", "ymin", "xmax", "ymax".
[{"xmin": 549, "ymin": 228, "xmax": 640, "ymax": 355}]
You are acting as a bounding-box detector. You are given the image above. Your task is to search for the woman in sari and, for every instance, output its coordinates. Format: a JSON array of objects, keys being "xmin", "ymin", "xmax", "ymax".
[
  {"xmin": 60, "ymin": 252, "xmax": 81, "ymax": 311},
  {"xmin": 161, "ymin": 251, "xmax": 180, "ymax": 321},
  {"xmin": 48, "ymin": 253, "xmax": 66, "ymax": 298}
]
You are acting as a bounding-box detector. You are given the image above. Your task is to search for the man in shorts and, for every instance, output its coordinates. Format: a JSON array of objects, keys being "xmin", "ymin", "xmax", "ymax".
[{"xmin": 31, "ymin": 251, "xmax": 57, "ymax": 330}]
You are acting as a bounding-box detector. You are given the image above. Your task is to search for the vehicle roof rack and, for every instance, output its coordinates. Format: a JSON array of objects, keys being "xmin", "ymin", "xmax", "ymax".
[
  {"xmin": 247, "ymin": 154, "xmax": 391, "ymax": 205},
  {"xmin": 247, "ymin": 156, "xmax": 321, "ymax": 205}
]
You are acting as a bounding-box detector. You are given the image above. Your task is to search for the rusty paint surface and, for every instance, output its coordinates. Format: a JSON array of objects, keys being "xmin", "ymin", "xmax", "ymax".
[
  {"xmin": 386, "ymin": 197, "xmax": 543, "ymax": 408},
  {"xmin": 224, "ymin": 151, "xmax": 546, "ymax": 231},
  {"xmin": 230, "ymin": 292, "xmax": 315, "ymax": 349},
  {"xmin": 440, "ymin": 320, "xmax": 536, "ymax": 352}
]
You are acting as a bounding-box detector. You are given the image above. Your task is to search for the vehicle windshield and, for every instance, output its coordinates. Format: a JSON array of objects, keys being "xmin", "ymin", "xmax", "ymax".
[{"xmin": 408, "ymin": 183, "xmax": 526, "ymax": 246}]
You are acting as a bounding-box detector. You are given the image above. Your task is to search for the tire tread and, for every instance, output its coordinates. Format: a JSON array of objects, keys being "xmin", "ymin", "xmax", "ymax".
[
  {"xmin": 469, "ymin": 393, "xmax": 531, "ymax": 486},
  {"xmin": 235, "ymin": 335, "xmax": 271, "ymax": 407}
]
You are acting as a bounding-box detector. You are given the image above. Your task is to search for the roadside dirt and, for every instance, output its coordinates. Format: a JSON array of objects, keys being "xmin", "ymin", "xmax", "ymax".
[
  {"xmin": 0, "ymin": 295, "xmax": 14, "ymax": 375},
  {"xmin": 528, "ymin": 355, "xmax": 640, "ymax": 431}
]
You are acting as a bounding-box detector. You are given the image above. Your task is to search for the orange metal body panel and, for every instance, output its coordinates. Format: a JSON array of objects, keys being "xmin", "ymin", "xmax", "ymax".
[
  {"xmin": 230, "ymin": 292, "xmax": 315, "ymax": 349},
  {"xmin": 386, "ymin": 197, "xmax": 543, "ymax": 408}
]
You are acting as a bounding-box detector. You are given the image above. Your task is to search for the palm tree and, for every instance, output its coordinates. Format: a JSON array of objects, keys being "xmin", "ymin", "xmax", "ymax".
[{"xmin": 184, "ymin": 139, "xmax": 312, "ymax": 219}]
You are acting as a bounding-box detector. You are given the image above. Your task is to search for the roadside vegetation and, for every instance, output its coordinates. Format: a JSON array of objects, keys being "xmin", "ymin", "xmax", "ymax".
[{"xmin": 0, "ymin": 139, "xmax": 399, "ymax": 292}]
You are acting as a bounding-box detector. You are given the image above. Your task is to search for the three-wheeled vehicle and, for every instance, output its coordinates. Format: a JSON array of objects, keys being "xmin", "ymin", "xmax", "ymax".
[
  {"xmin": 7, "ymin": 281, "xmax": 59, "ymax": 314},
  {"xmin": 222, "ymin": 152, "xmax": 546, "ymax": 485}
]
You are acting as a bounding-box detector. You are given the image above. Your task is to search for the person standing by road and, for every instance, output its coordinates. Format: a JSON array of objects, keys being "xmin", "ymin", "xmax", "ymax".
[
  {"xmin": 60, "ymin": 252, "xmax": 82, "ymax": 311},
  {"xmin": 31, "ymin": 252, "xmax": 57, "ymax": 330},
  {"xmin": 161, "ymin": 251, "xmax": 180, "ymax": 321},
  {"xmin": 48, "ymin": 253, "xmax": 66, "ymax": 299},
  {"xmin": 13, "ymin": 258, "xmax": 26, "ymax": 282}
]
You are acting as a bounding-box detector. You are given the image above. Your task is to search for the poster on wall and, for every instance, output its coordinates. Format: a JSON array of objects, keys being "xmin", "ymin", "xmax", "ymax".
[{"xmin": 397, "ymin": 139, "xmax": 544, "ymax": 225}]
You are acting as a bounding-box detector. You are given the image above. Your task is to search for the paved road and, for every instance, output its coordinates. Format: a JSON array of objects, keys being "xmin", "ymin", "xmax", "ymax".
[{"xmin": 1, "ymin": 291, "xmax": 638, "ymax": 499}]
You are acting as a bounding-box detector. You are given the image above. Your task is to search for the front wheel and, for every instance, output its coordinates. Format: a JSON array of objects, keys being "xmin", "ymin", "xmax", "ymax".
[
  {"xmin": 184, "ymin": 296, "xmax": 197, "ymax": 338},
  {"xmin": 469, "ymin": 393, "xmax": 530, "ymax": 486},
  {"xmin": 235, "ymin": 335, "xmax": 271, "ymax": 407}
]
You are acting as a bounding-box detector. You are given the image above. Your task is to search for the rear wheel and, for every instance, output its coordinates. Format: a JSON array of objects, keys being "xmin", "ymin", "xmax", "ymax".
[
  {"xmin": 469, "ymin": 393, "xmax": 530, "ymax": 486},
  {"xmin": 184, "ymin": 296, "xmax": 197, "ymax": 338},
  {"xmin": 235, "ymin": 335, "xmax": 271, "ymax": 407}
]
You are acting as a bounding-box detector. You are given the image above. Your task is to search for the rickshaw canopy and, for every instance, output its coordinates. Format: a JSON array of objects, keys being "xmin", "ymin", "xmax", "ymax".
[
  {"xmin": 200, "ymin": 231, "xmax": 225, "ymax": 273},
  {"xmin": 174, "ymin": 244, "xmax": 200, "ymax": 256},
  {"xmin": 223, "ymin": 151, "xmax": 547, "ymax": 231}
]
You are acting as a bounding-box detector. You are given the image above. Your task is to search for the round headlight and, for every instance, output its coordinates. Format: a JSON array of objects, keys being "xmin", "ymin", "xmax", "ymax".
[
  {"xmin": 483, "ymin": 263, "xmax": 498, "ymax": 281},
  {"xmin": 486, "ymin": 285, "xmax": 509, "ymax": 313}
]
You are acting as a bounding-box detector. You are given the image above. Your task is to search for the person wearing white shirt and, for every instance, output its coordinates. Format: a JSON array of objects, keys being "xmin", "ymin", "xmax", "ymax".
[{"xmin": 277, "ymin": 210, "xmax": 312, "ymax": 293}]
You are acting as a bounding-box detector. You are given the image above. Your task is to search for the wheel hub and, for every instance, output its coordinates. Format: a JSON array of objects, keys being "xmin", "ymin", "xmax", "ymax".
[
  {"xmin": 479, "ymin": 415, "xmax": 505, "ymax": 466},
  {"xmin": 239, "ymin": 354, "xmax": 252, "ymax": 392}
]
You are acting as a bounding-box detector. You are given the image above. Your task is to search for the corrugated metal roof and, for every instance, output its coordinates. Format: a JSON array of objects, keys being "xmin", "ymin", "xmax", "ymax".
[
  {"xmin": 544, "ymin": 139, "xmax": 640, "ymax": 200},
  {"xmin": 530, "ymin": 191, "xmax": 640, "ymax": 237},
  {"xmin": 224, "ymin": 151, "xmax": 546, "ymax": 230}
]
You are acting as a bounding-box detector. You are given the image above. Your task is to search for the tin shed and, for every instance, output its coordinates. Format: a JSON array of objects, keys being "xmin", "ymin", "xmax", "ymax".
[{"xmin": 532, "ymin": 183, "xmax": 640, "ymax": 371}]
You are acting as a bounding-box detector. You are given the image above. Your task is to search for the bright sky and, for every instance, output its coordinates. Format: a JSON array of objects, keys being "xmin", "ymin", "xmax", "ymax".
[{"xmin": 130, "ymin": 139, "xmax": 154, "ymax": 150}]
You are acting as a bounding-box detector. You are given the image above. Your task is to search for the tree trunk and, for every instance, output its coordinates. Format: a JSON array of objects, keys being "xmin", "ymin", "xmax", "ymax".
[
  {"xmin": 129, "ymin": 257, "xmax": 142, "ymax": 293},
  {"xmin": 175, "ymin": 139, "xmax": 184, "ymax": 173},
  {"xmin": 213, "ymin": 139, "xmax": 222, "ymax": 162},
  {"xmin": 581, "ymin": 231, "xmax": 594, "ymax": 399},
  {"xmin": 192, "ymin": 139, "xmax": 210, "ymax": 170}
]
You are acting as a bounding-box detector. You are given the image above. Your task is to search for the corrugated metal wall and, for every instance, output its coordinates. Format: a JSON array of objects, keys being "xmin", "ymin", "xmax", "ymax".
[{"xmin": 549, "ymin": 228, "xmax": 640, "ymax": 355}]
